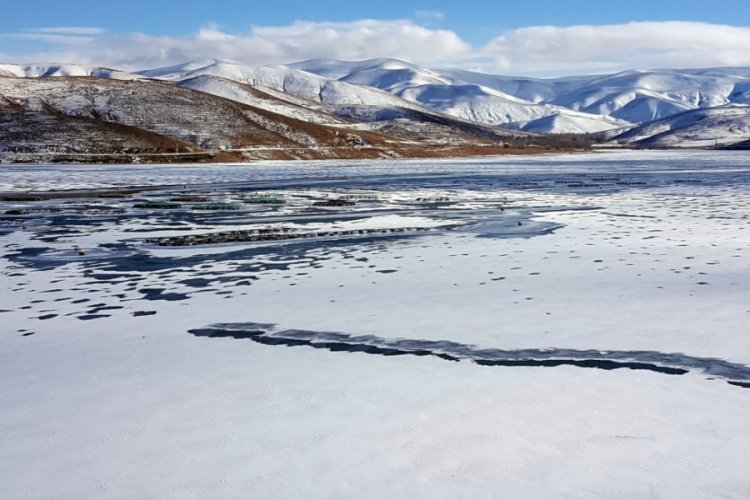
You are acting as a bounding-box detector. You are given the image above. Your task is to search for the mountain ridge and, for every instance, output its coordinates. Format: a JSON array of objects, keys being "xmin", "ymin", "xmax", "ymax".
[{"xmin": 1, "ymin": 57, "xmax": 750, "ymax": 162}]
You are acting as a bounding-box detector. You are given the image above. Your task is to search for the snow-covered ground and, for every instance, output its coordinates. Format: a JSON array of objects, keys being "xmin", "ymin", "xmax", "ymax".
[{"xmin": 2, "ymin": 151, "xmax": 750, "ymax": 499}]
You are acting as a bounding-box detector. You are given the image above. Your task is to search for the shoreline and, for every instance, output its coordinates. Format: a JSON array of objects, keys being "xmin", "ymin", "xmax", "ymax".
[{"xmin": 0, "ymin": 144, "xmax": 589, "ymax": 166}]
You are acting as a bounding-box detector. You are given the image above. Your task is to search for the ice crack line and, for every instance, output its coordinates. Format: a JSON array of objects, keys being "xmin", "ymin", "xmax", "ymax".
[{"xmin": 188, "ymin": 322, "xmax": 750, "ymax": 388}]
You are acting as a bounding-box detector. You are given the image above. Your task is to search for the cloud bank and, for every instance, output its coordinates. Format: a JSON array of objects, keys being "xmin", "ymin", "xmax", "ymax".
[
  {"xmin": 2, "ymin": 20, "xmax": 750, "ymax": 75},
  {"xmin": 484, "ymin": 21, "xmax": 750, "ymax": 73}
]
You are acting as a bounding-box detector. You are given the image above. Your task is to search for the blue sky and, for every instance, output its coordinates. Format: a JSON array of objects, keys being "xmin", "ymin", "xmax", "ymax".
[{"xmin": 2, "ymin": 0, "xmax": 750, "ymax": 74}]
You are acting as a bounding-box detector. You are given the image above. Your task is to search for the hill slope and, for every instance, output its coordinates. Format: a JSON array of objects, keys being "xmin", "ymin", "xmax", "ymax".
[
  {"xmin": 8, "ymin": 58, "xmax": 750, "ymax": 159},
  {"xmin": 0, "ymin": 75, "xmax": 552, "ymax": 163},
  {"xmin": 608, "ymin": 105, "xmax": 750, "ymax": 148}
]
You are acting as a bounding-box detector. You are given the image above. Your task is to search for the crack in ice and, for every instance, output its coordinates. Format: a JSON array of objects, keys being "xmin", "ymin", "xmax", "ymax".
[{"xmin": 189, "ymin": 322, "xmax": 750, "ymax": 388}]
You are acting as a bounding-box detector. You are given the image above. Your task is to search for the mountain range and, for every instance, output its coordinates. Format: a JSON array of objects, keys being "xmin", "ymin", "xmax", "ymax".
[{"xmin": 1, "ymin": 58, "xmax": 749, "ymax": 162}]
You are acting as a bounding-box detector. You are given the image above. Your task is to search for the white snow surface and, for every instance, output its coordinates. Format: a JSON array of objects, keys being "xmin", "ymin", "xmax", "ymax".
[{"xmin": 2, "ymin": 151, "xmax": 750, "ymax": 499}]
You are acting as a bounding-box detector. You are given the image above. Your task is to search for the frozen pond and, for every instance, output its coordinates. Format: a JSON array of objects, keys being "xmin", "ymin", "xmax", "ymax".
[{"xmin": 2, "ymin": 150, "xmax": 750, "ymax": 499}]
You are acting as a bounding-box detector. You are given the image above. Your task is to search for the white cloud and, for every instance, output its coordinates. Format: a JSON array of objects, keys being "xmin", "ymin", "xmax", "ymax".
[
  {"xmin": 0, "ymin": 27, "xmax": 106, "ymax": 47},
  {"xmin": 3, "ymin": 20, "xmax": 750, "ymax": 75},
  {"xmin": 0, "ymin": 20, "xmax": 471, "ymax": 70},
  {"xmin": 25, "ymin": 27, "xmax": 106, "ymax": 35},
  {"xmin": 482, "ymin": 21, "xmax": 750, "ymax": 74}
]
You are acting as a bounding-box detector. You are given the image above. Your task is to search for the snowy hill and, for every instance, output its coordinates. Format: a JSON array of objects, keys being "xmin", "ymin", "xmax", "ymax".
[
  {"xmin": 141, "ymin": 59, "xmax": 424, "ymax": 110},
  {"xmin": 294, "ymin": 59, "xmax": 750, "ymax": 134},
  {"xmin": 10, "ymin": 58, "xmax": 749, "ymax": 138},
  {"xmin": 292, "ymin": 59, "xmax": 630, "ymax": 133},
  {"xmin": 289, "ymin": 58, "xmax": 427, "ymax": 80},
  {"xmin": 0, "ymin": 74, "xmax": 549, "ymax": 163},
  {"xmin": 425, "ymin": 68, "xmax": 595, "ymax": 104},
  {"xmin": 152, "ymin": 58, "xmax": 615, "ymax": 134},
  {"xmin": 609, "ymin": 105, "xmax": 750, "ymax": 148},
  {"xmin": 0, "ymin": 76, "xmax": 395, "ymax": 159},
  {"xmin": 142, "ymin": 59, "xmax": 558, "ymax": 144},
  {"xmin": 177, "ymin": 75, "xmax": 351, "ymax": 125},
  {"xmin": 509, "ymin": 111, "xmax": 631, "ymax": 135},
  {"xmin": 292, "ymin": 59, "xmax": 593, "ymax": 103},
  {"xmin": 5, "ymin": 56, "xmax": 750, "ymax": 156},
  {"xmin": 0, "ymin": 63, "xmax": 140, "ymax": 80},
  {"xmin": 175, "ymin": 74, "xmax": 529, "ymax": 146},
  {"xmin": 395, "ymin": 83, "xmax": 631, "ymax": 132},
  {"xmin": 547, "ymin": 69, "xmax": 750, "ymax": 123}
]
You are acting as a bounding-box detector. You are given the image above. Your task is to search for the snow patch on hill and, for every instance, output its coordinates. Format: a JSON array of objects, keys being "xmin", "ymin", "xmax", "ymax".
[{"xmin": 178, "ymin": 75, "xmax": 348, "ymax": 125}]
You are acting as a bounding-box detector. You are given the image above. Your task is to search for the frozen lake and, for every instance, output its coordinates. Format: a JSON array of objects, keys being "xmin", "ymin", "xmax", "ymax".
[{"xmin": 2, "ymin": 150, "xmax": 750, "ymax": 499}]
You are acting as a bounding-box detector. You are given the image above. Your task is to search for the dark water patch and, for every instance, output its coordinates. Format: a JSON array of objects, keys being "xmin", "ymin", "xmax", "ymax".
[
  {"xmin": 77, "ymin": 314, "xmax": 111, "ymax": 320},
  {"xmin": 122, "ymin": 225, "xmax": 192, "ymax": 233},
  {"xmin": 132, "ymin": 310, "xmax": 157, "ymax": 317},
  {"xmin": 83, "ymin": 271, "xmax": 142, "ymax": 281},
  {"xmin": 73, "ymin": 234, "xmax": 403, "ymax": 278},
  {"xmin": 138, "ymin": 287, "xmax": 189, "ymax": 301},
  {"xmin": 475, "ymin": 358, "xmax": 686, "ymax": 374},
  {"xmin": 37, "ymin": 314, "xmax": 57, "ymax": 320},
  {"xmin": 188, "ymin": 322, "xmax": 750, "ymax": 387},
  {"xmin": 4, "ymin": 246, "xmax": 50, "ymax": 261},
  {"xmin": 179, "ymin": 278, "xmax": 214, "ymax": 288},
  {"xmin": 232, "ymin": 280, "xmax": 254, "ymax": 286},
  {"xmin": 87, "ymin": 305, "xmax": 124, "ymax": 314}
]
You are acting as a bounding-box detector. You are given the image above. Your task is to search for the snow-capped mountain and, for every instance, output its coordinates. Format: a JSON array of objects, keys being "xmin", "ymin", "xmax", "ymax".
[
  {"xmin": 140, "ymin": 58, "xmax": 625, "ymax": 134},
  {"xmin": 140, "ymin": 59, "xmax": 562, "ymax": 142},
  {"xmin": 140, "ymin": 59, "xmax": 425, "ymax": 111},
  {"xmin": 292, "ymin": 58, "xmax": 621, "ymax": 133},
  {"xmin": 293, "ymin": 58, "xmax": 750, "ymax": 134},
  {"xmin": 2, "ymin": 56, "xmax": 750, "ymax": 161},
  {"xmin": 547, "ymin": 68, "xmax": 750, "ymax": 123}
]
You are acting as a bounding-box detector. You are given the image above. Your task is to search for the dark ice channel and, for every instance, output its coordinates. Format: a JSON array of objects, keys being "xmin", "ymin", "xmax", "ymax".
[{"xmin": 189, "ymin": 322, "xmax": 750, "ymax": 388}]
